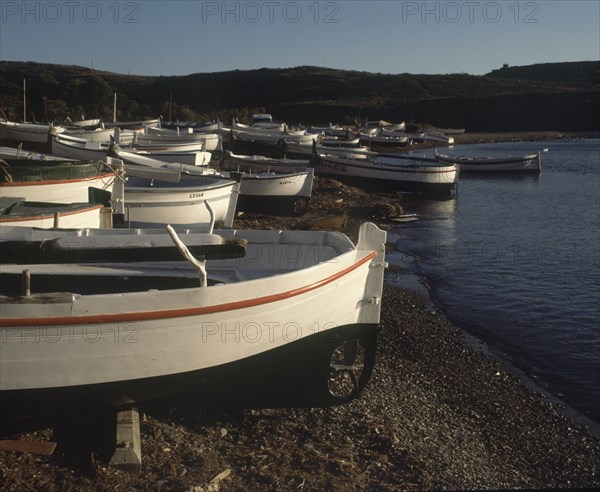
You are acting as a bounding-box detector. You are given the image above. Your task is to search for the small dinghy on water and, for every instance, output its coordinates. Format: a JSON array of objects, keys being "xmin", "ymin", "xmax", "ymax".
[
  {"xmin": 434, "ymin": 150, "xmax": 543, "ymax": 173},
  {"xmin": 0, "ymin": 222, "xmax": 386, "ymax": 408}
]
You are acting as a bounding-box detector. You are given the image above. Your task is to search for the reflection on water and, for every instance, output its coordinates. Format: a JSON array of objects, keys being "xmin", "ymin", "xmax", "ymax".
[{"xmin": 457, "ymin": 172, "xmax": 541, "ymax": 183}]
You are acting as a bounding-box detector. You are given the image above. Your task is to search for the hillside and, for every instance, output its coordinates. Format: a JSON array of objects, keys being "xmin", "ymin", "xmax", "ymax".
[
  {"xmin": 0, "ymin": 60, "xmax": 598, "ymax": 131},
  {"xmin": 487, "ymin": 61, "xmax": 600, "ymax": 83}
]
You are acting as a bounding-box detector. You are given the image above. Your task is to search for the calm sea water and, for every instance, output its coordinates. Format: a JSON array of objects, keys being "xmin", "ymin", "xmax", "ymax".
[{"xmin": 386, "ymin": 139, "xmax": 600, "ymax": 423}]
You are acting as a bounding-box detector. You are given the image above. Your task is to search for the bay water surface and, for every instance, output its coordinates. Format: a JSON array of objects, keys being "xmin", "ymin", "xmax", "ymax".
[{"xmin": 385, "ymin": 139, "xmax": 600, "ymax": 423}]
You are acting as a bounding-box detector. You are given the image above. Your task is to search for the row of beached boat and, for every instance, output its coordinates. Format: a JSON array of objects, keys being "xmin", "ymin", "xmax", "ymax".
[
  {"xmin": 0, "ymin": 115, "xmax": 382, "ymax": 410},
  {"xmin": 0, "ymin": 114, "xmax": 542, "ymax": 413},
  {"xmin": 0, "ymin": 113, "xmax": 543, "ymax": 229}
]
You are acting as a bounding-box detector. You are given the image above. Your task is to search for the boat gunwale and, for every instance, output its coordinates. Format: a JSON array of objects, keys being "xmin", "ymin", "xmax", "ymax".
[
  {"xmin": 318, "ymin": 154, "xmax": 458, "ymax": 174},
  {"xmin": 0, "ymin": 251, "xmax": 377, "ymax": 327},
  {"xmin": 0, "ymin": 203, "xmax": 104, "ymax": 222},
  {"xmin": 0, "ymin": 171, "xmax": 116, "ymax": 187}
]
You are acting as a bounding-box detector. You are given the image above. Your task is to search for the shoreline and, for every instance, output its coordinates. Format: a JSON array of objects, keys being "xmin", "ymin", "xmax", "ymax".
[
  {"xmin": 452, "ymin": 130, "xmax": 600, "ymax": 145},
  {"xmin": 388, "ymin": 259, "xmax": 600, "ymax": 439},
  {"xmin": 1, "ymin": 131, "xmax": 600, "ymax": 489}
]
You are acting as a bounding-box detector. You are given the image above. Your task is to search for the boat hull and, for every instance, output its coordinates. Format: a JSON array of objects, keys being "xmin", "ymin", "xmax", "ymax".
[
  {"xmin": 435, "ymin": 152, "xmax": 541, "ymax": 173},
  {"xmin": 225, "ymin": 152, "xmax": 311, "ymax": 173},
  {"xmin": 123, "ymin": 176, "xmax": 238, "ymax": 227},
  {"xmin": 316, "ymin": 154, "xmax": 458, "ymax": 194},
  {"xmin": 0, "ymin": 322, "xmax": 377, "ymax": 410},
  {"xmin": 0, "ymin": 224, "xmax": 386, "ymax": 408},
  {"xmin": 1, "ymin": 161, "xmax": 115, "ymax": 204},
  {"xmin": 51, "ymin": 136, "xmax": 107, "ymax": 160},
  {"xmin": 137, "ymin": 131, "xmax": 221, "ymax": 151},
  {"xmin": 236, "ymin": 169, "xmax": 314, "ymax": 216},
  {"xmin": 0, "ymin": 121, "xmax": 63, "ymax": 144},
  {"xmin": 0, "ymin": 202, "xmax": 104, "ymax": 228},
  {"xmin": 62, "ymin": 128, "xmax": 115, "ymax": 142}
]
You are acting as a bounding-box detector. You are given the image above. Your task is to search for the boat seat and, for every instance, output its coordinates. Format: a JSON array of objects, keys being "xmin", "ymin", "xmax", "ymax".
[{"xmin": 0, "ymin": 234, "xmax": 248, "ymax": 264}]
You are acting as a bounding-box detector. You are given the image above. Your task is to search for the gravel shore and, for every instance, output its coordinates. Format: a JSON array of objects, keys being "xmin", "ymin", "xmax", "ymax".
[{"xmin": 1, "ymin": 132, "xmax": 599, "ymax": 490}]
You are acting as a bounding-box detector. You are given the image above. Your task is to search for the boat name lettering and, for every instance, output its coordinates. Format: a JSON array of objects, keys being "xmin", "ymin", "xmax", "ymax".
[
  {"xmin": 1, "ymin": 1, "xmax": 141, "ymax": 24},
  {"xmin": 201, "ymin": 321, "xmax": 339, "ymax": 343},
  {"xmin": 189, "ymin": 192, "xmax": 205, "ymax": 198},
  {"xmin": 1, "ymin": 323, "xmax": 139, "ymax": 344}
]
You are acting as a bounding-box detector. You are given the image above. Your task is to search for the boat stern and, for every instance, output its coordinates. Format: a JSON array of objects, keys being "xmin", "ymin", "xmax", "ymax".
[{"xmin": 356, "ymin": 222, "xmax": 387, "ymax": 325}]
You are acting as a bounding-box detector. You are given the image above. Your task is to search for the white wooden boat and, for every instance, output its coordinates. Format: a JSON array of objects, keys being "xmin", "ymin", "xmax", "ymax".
[
  {"xmin": 281, "ymin": 141, "xmax": 373, "ymax": 160},
  {"xmin": 435, "ymin": 150, "xmax": 542, "ymax": 173},
  {"xmin": 51, "ymin": 134, "xmax": 110, "ymax": 160},
  {"xmin": 62, "ymin": 126, "xmax": 115, "ymax": 142},
  {"xmin": 52, "ymin": 135, "xmax": 212, "ymax": 165},
  {"xmin": 120, "ymin": 148, "xmax": 210, "ymax": 166},
  {"xmin": 225, "ymin": 151, "xmax": 311, "ymax": 173},
  {"xmin": 115, "ymin": 151, "xmax": 313, "ymax": 217},
  {"xmin": 252, "ymin": 122, "xmax": 286, "ymax": 131},
  {"xmin": 62, "ymin": 117, "xmax": 101, "ymax": 128},
  {"xmin": 0, "ymin": 158, "xmax": 116, "ymax": 204},
  {"xmin": 142, "ymin": 127, "xmax": 221, "ymax": 151},
  {"xmin": 233, "ymin": 121, "xmax": 296, "ymax": 134},
  {"xmin": 0, "ymin": 222, "xmax": 386, "ymax": 407},
  {"xmin": 359, "ymin": 126, "xmax": 379, "ymax": 136},
  {"xmin": 315, "ymin": 153, "xmax": 458, "ymax": 194},
  {"xmin": 159, "ymin": 121, "xmax": 220, "ymax": 133},
  {"xmin": 221, "ymin": 120, "xmax": 308, "ymax": 148},
  {"xmin": 103, "ymin": 118, "xmax": 161, "ymax": 129},
  {"xmin": 233, "ymin": 129, "xmax": 316, "ymax": 149},
  {"xmin": 132, "ymin": 139, "xmax": 207, "ymax": 153},
  {"xmin": 251, "ymin": 114, "xmax": 285, "ymax": 131},
  {"xmin": 308, "ymin": 125, "xmax": 353, "ymax": 138},
  {"xmin": 217, "ymin": 121, "xmax": 233, "ymax": 143},
  {"xmin": 110, "ymin": 159, "xmax": 239, "ymax": 228},
  {"xmin": 109, "ymin": 145, "xmax": 210, "ymax": 168},
  {"xmin": 188, "ymin": 166, "xmax": 314, "ymax": 217},
  {"xmin": 0, "ymin": 197, "xmax": 104, "ymax": 228},
  {"xmin": 236, "ymin": 169, "xmax": 313, "ymax": 216},
  {"xmin": 423, "ymin": 130, "xmax": 455, "ymax": 145},
  {"xmin": 365, "ymin": 120, "xmax": 406, "ymax": 132},
  {"xmin": 359, "ymin": 129, "xmax": 411, "ymax": 147},
  {"xmin": 1, "ymin": 146, "xmax": 75, "ymax": 161},
  {"xmin": 320, "ymin": 135, "xmax": 361, "ymax": 147},
  {"xmin": 0, "ymin": 120, "xmax": 65, "ymax": 144}
]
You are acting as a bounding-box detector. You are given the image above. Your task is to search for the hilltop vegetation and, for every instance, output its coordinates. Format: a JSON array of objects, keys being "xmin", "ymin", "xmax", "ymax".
[
  {"xmin": 0, "ymin": 60, "xmax": 598, "ymax": 131},
  {"xmin": 487, "ymin": 60, "xmax": 600, "ymax": 83}
]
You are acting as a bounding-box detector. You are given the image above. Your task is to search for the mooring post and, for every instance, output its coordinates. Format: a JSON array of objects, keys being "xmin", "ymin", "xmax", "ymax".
[{"xmin": 109, "ymin": 405, "xmax": 142, "ymax": 473}]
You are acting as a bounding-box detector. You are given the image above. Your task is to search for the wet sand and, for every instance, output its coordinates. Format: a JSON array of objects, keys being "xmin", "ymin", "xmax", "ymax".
[{"xmin": 1, "ymin": 132, "xmax": 599, "ymax": 490}]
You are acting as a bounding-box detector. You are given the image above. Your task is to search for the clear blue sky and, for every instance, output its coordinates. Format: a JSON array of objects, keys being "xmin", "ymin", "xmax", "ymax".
[{"xmin": 1, "ymin": 1, "xmax": 598, "ymax": 76}]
